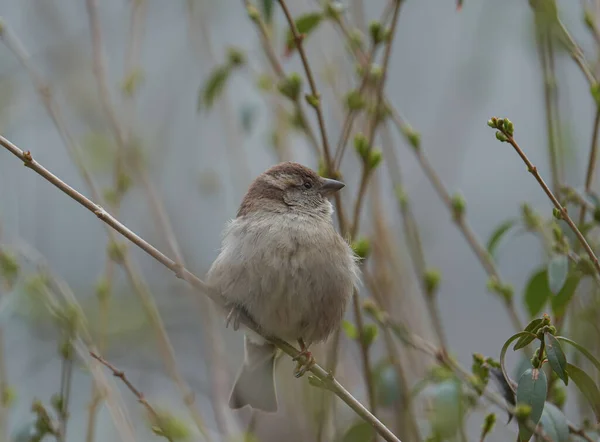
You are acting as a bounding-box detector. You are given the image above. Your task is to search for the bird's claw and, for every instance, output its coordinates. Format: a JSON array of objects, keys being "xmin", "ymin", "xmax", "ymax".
[
  {"xmin": 293, "ymin": 349, "xmax": 315, "ymax": 378},
  {"xmin": 225, "ymin": 305, "xmax": 242, "ymax": 331}
]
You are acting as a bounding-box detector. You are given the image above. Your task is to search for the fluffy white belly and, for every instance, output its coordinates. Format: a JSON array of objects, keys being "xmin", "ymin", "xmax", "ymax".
[{"xmin": 208, "ymin": 213, "xmax": 358, "ymax": 343}]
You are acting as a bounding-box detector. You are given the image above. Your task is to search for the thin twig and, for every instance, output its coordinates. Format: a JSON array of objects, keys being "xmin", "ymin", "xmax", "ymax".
[
  {"xmin": 277, "ymin": 0, "xmax": 334, "ymax": 168},
  {"xmin": 494, "ymin": 123, "xmax": 600, "ymax": 275},
  {"xmin": 0, "ymin": 135, "xmax": 402, "ymax": 442},
  {"xmin": 89, "ymin": 352, "xmax": 174, "ymax": 442},
  {"xmin": 380, "ymin": 122, "xmax": 448, "ymax": 349},
  {"xmin": 579, "ymin": 107, "xmax": 600, "ymax": 225},
  {"xmin": 350, "ymin": 0, "xmax": 403, "ymax": 239},
  {"xmin": 83, "ymin": 3, "xmax": 212, "ymax": 438},
  {"xmin": 389, "ymin": 111, "xmax": 523, "ymax": 331}
]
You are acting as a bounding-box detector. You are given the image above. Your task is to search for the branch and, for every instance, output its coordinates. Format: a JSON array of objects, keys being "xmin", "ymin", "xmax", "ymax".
[
  {"xmin": 0, "ymin": 134, "xmax": 401, "ymax": 442},
  {"xmin": 277, "ymin": 0, "xmax": 334, "ymax": 168},
  {"xmin": 578, "ymin": 107, "xmax": 600, "ymax": 225},
  {"xmin": 90, "ymin": 352, "xmax": 175, "ymax": 442},
  {"xmin": 490, "ymin": 117, "xmax": 600, "ymax": 276}
]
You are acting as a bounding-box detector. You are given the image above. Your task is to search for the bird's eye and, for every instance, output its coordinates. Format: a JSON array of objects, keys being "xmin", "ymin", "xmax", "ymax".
[{"xmin": 303, "ymin": 181, "xmax": 312, "ymax": 189}]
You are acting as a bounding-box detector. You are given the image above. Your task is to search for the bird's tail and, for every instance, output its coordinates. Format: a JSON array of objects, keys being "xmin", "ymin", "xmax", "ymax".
[{"xmin": 229, "ymin": 335, "xmax": 278, "ymax": 412}]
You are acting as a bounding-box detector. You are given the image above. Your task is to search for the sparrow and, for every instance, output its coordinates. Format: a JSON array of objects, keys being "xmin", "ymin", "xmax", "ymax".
[{"xmin": 206, "ymin": 162, "xmax": 359, "ymax": 412}]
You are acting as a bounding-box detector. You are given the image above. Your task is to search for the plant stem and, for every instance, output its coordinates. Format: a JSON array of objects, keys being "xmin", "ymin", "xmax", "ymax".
[
  {"xmin": 0, "ymin": 134, "xmax": 402, "ymax": 442},
  {"xmin": 277, "ymin": 0, "xmax": 334, "ymax": 168},
  {"xmin": 90, "ymin": 352, "xmax": 175, "ymax": 442},
  {"xmin": 380, "ymin": 123, "xmax": 448, "ymax": 350},
  {"xmin": 497, "ymin": 128, "xmax": 600, "ymax": 275},
  {"xmin": 579, "ymin": 107, "xmax": 600, "ymax": 225}
]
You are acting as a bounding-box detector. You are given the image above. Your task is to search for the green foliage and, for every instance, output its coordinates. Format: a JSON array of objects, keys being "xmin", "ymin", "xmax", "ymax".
[
  {"xmin": 523, "ymin": 270, "xmax": 549, "ymax": 317},
  {"xmin": 198, "ymin": 65, "xmax": 231, "ymax": 111},
  {"xmin": 480, "ymin": 413, "xmax": 496, "ymax": 441},
  {"xmin": 424, "ymin": 268, "xmax": 441, "ymax": 297},
  {"xmin": 261, "ymin": 0, "xmax": 274, "ymax": 24},
  {"xmin": 539, "ymin": 403, "xmax": 569, "ymax": 442},
  {"xmin": 566, "ymin": 363, "xmax": 600, "ymax": 422},
  {"xmin": 342, "ymin": 319, "xmax": 357, "ymax": 339},
  {"xmin": 285, "ymin": 12, "xmax": 323, "ymax": 54},
  {"xmin": 0, "ymin": 250, "xmax": 19, "ymax": 288},
  {"xmin": 547, "ymin": 254, "xmax": 568, "ymax": 294},
  {"xmin": 545, "ymin": 332, "xmax": 568, "ymax": 385},
  {"xmin": 516, "ymin": 368, "xmax": 547, "ymax": 441},
  {"xmin": 486, "ymin": 219, "xmax": 517, "ymax": 260},
  {"xmin": 351, "ymin": 237, "xmax": 371, "ymax": 259},
  {"xmin": 339, "ymin": 420, "xmax": 375, "ymax": 442}
]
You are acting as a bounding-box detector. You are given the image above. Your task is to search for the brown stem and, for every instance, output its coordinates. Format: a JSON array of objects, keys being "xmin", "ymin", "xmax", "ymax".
[
  {"xmin": 579, "ymin": 107, "xmax": 600, "ymax": 225},
  {"xmin": 277, "ymin": 0, "xmax": 334, "ymax": 168},
  {"xmin": 388, "ymin": 111, "xmax": 523, "ymax": 331},
  {"xmin": 90, "ymin": 352, "xmax": 175, "ymax": 442},
  {"xmin": 499, "ymin": 129, "xmax": 600, "ymax": 275}
]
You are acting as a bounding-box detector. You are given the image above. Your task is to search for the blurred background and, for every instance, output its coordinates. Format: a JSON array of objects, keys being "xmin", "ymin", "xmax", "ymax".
[{"xmin": 0, "ymin": 0, "xmax": 599, "ymax": 441}]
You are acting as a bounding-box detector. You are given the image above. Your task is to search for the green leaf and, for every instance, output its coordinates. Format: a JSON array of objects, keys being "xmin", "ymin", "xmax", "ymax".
[
  {"xmin": 545, "ymin": 332, "xmax": 568, "ymax": 385},
  {"xmin": 285, "ymin": 12, "xmax": 323, "ymax": 53},
  {"xmin": 342, "ymin": 320, "xmax": 357, "ymax": 339},
  {"xmin": 566, "ymin": 363, "xmax": 600, "ymax": 422},
  {"xmin": 340, "ymin": 420, "xmax": 375, "ymax": 442},
  {"xmin": 550, "ymin": 274, "xmax": 579, "ymax": 318},
  {"xmin": 539, "ymin": 402, "xmax": 569, "ymax": 442},
  {"xmin": 523, "ymin": 270, "xmax": 550, "ymax": 317},
  {"xmin": 486, "ymin": 219, "xmax": 517, "ymax": 259},
  {"xmin": 362, "ymin": 323, "xmax": 378, "ymax": 347},
  {"xmin": 547, "ymin": 254, "xmax": 569, "ymax": 295},
  {"xmin": 516, "ymin": 368, "xmax": 547, "ymax": 441},
  {"xmin": 556, "ymin": 336, "xmax": 600, "ymax": 373},
  {"xmin": 428, "ymin": 380, "xmax": 464, "ymax": 439},
  {"xmin": 514, "ymin": 319, "xmax": 544, "ymax": 350},
  {"xmin": 198, "ymin": 65, "xmax": 231, "ymax": 112},
  {"xmin": 261, "ymin": 0, "xmax": 274, "ymax": 24},
  {"xmin": 373, "ymin": 362, "xmax": 400, "ymax": 407},
  {"xmin": 500, "ymin": 331, "xmax": 540, "ymax": 397}
]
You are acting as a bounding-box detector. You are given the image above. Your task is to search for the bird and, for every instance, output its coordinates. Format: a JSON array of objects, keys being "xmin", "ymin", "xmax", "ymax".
[{"xmin": 206, "ymin": 161, "xmax": 360, "ymax": 412}]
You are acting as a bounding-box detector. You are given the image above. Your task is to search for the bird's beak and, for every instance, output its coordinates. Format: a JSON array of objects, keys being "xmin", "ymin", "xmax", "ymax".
[{"xmin": 319, "ymin": 178, "xmax": 345, "ymax": 196}]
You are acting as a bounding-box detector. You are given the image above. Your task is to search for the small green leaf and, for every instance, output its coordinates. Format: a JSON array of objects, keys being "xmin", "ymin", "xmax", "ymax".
[
  {"xmin": 523, "ymin": 270, "xmax": 550, "ymax": 317},
  {"xmin": 486, "ymin": 219, "xmax": 517, "ymax": 259},
  {"xmin": 285, "ymin": 13, "xmax": 323, "ymax": 53},
  {"xmin": 548, "ymin": 254, "xmax": 569, "ymax": 294},
  {"xmin": 514, "ymin": 319, "xmax": 544, "ymax": 350},
  {"xmin": 361, "ymin": 323, "xmax": 378, "ymax": 347},
  {"xmin": 261, "ymin": 0, "xmax": 274, "ymax": 24},
  {"xmin": 545, "ymin": 332, "xmax": 568, "ymax": 385},
  {"xmin": 198, "ymin": 65, "xmax": 231, "ymax": 112},
  {"xmin": 550, "ymin": 275, "xmax": 579, "ymax": 318},
  {"xmin": 566, "ymin": 363, "xmax": 600, "ymax": 422},
  {"xmin": 556, "ymin": 336, "xmax": 600, "ymax": 373},
  {"xmin": 428, "ymin": 380, "xmax": 465, "ymax": 439},
  {"xmin": 342, "ymin": 320, "xmax": 357, "ymax": 339},
  {"xmin": 516, "ymin": 368, "xmax": 547, "ymax": 441},
  {"xmin": 500, "ymin": 331, "xmax": 540, "ymax": 397},
  {"xmin": 340, "ymin": 420, "xmax": 375, "ymax": 442},
  {"xmin": 539, "ymin": 402, "xmax": 569, "ymax": 442}
]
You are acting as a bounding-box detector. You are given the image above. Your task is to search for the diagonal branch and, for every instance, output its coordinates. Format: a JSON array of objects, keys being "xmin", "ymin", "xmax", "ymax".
[{"xmin": 0, "ymin": 134, "xmax": 401, "ymax": 442}]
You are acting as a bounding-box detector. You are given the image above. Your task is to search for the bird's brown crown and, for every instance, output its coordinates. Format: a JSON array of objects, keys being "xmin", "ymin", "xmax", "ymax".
[{"xmin": 237, "ymin": 162, "xmax": 321, "ymax": 217}]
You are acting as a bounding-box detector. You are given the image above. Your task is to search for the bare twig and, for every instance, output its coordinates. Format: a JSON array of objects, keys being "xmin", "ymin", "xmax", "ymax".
[
  {"xmin": 350, "ymin": 0, "xmax": 403, "ymax": 239},
  {"xmin": 388, "ymin": 111, "xmax": 523, "ymax": 331},
  {"xmin": 0, "ymin": 134, "xmax": 402, "ymax": 442},
  {"xmin": 579, "ymin": 107, "xmax": 600, "ymax": 225},
  {"xmin": 83, "ymin": 2, "xmax": 212, "ymax": 437},
  {"xmin": 90, "ymin": 352, "xmax": 174, "ymax": 442},
  {"xmin": 493, "ymin": 119, "xmax": 600, "ymax": 275},
  {"xmin": 277, "ymin": 0, "xmax": 334, "ymax": 168}
]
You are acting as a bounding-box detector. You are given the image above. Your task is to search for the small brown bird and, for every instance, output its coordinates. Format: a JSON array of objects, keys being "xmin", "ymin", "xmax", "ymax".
[{"xmin": 206, "ymin": 162, "xmax": 359, "ymax": 412}]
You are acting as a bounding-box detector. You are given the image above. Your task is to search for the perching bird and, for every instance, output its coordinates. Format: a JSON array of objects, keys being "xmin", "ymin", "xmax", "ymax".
[{"xmin": 206, "ymin": 162, "xmax": 359, "ymax": 412}]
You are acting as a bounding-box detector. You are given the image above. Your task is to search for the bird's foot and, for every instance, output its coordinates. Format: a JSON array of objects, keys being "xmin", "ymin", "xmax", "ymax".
[
  {"xmin": 293, "ymin": 347, "xmax": 315, "ymax": 378},
  {"xmin": 225, "ymin": 305, "xmax": 242, "ymax": 331}
]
